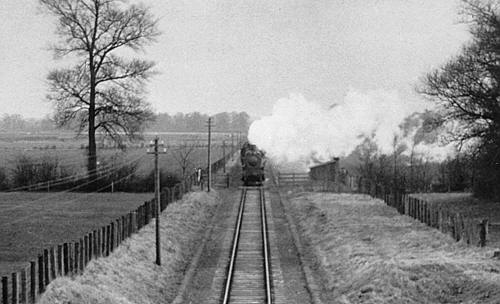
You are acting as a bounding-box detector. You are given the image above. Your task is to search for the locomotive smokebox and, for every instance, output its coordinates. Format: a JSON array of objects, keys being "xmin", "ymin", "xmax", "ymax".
[{"xmin": 240, "ymin": 142, "xmax": 266, "ymax": 186}]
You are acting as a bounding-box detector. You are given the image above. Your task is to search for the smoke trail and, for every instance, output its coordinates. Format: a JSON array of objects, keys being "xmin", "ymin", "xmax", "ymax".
[{"xmin": 248, "ymin": 90, "xmax": 454, "ymax": 166}]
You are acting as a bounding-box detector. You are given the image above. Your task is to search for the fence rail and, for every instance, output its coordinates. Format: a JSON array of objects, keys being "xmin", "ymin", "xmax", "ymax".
[
  {"xmin": 276, "ymin": 173, "xmax": 310, "ymax": 187},
  {"xmin": 0, "ymin": 149, "xmax": 239, "ymax": 304}
]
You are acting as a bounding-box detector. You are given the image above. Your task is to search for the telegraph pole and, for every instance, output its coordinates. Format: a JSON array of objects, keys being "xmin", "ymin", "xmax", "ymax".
[
  {"xmin": 222, "ymin": 140, "xmax": 226, "ymax": 173},
  {"xmin": 207, "ymin": 118, "xmax": 213, "ymax": 192},
  {"xmin": 148, "ymin": 137, "xmax": 166, "ymax": 265},
  {"xmin": 231, "ymin": 133, "xmax": 234, "ymax": 154}
]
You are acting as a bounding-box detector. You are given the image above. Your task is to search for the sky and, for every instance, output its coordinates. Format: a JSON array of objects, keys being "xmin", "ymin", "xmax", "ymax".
[{"xmin": 0, "ymin": 0, "xmax": 470, "ymax": 119}]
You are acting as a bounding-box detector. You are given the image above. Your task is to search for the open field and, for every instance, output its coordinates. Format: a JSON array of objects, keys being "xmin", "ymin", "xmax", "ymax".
[
  {"xmin": 0, "ymin": 192, "xmax": 153, "ymax": 276},
  {"xmin": 411, "ymin": 192, "xmax": 500, "ymax": 247},
  {"xmin": 287, "ymin": 192, "xmax": 500, "ymax": 303},
  {"xmin": 0, "ymin": 131, "xmax": 235, "ymax": 189}
]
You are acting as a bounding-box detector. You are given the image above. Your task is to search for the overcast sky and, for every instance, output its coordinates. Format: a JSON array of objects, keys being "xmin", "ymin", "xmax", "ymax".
[{"xmin": 0, "ymin": 0, "xmax": 470, "ymax": 119}]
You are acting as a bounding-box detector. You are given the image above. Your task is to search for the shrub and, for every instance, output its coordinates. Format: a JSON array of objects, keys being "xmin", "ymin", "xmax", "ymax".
[
  {"xmin": 11, "ymin": 155, "xmax": 66, "ymax": 190},
  {"xmin": 0, "ymin": 167, "xmax": 9, "ymax": 190},
  {"xmin": 92, "ymin": 153, "xmax": 181, "ymax": 192}
]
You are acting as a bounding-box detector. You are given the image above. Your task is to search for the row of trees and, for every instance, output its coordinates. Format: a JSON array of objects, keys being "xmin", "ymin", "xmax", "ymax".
[
  {"xmin": 148, "ymin": 111, "xmax": 250, "ymax": 133},
  {"xmin": 0, "ymin": 114, "xmax": 56, "ymax": 132},
  {"xmin": 350, "ymin": 139, "xmax": 473, "ymax": 194},
  {"xmin": 0, "ymin": 111, "xmax": 251, "ymax": 133}
]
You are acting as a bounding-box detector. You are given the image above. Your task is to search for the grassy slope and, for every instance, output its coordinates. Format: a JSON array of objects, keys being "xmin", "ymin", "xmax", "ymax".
[
  {"xmin": 0, "ymin": 192, "xmax": 153, "ymax": 275},
  {"xmin": 289, "ymin": 192, "xmax": 500, "ymax": 304},
  {"xmin": 38, "ymin": 190, "xmax": 220, "ymax": 304}
]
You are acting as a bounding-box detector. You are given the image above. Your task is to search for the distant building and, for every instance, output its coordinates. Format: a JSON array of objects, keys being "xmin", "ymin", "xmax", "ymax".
[{"xmin": 309, "ymin": 158, "xmax": 340, "ymax": 182}]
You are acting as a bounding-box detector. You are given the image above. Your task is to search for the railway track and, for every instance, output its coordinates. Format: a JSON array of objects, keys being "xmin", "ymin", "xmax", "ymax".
[{"xmin": 220, "ymin": 186, "xmax": 273, "ymax": 304}]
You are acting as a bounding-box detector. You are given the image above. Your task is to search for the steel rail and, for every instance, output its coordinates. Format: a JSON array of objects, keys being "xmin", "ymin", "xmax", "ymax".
[
  {"xmin": 260, "ymin": 187, "xmax": 273, "ymax": 304},
  {"xmin": 221, "ymin": 188, "xmax": 247, "ymax": 304}
]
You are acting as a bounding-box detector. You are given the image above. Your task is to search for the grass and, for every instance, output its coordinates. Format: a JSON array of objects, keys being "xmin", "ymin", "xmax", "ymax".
[
  {"xmin": 0, "ymin": 131, "xmax": 239, "ymax": 276},
  {"xmin": 37, "ymin": 190, "xmax": 221, "ymax": 304},
  {"xmin": 0, "ymin": 131, "xmax": 233, "ymax": 180},
  {"xmin": 288, "ymin": 192, "xmax": 500, "ymax": 304},
  {"xmin": 0, "ymin": 192, "xmax": 153, "ymax": 276},
  {"xmin": 411, "ymin": 192, "xmax": 500, "ymax": 247}
]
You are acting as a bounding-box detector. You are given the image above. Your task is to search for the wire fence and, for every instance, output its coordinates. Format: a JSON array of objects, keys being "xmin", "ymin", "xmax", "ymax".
[{"xmin": 0, "ymin": 149, "xmax": 238, "ymax": 304}]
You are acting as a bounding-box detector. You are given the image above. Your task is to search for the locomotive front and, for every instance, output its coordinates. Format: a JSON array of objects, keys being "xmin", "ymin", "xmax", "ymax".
[{"xmin": 240, "ymin": 142, "xmax": 265, "ymax": 186}]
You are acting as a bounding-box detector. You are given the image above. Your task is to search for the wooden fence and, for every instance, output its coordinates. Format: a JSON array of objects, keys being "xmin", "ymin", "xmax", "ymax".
[
  {"xmin": 356, "ymin": 178, "xmax": 494, "ymax": 248},
  {"xmin": 0, "ymin": 150, "xmax": 237, "ymax": 304},
  {"xmin": 276, "ymin": 173, "xmax": 310, "ymax": 187},
  {"xmin": 272, "ymin": 168, "xmax": 496, "ymax": 248}
]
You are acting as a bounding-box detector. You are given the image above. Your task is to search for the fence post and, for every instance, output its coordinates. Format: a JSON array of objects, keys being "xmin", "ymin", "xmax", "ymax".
[
  {"xmin": 37, "ymin": 255, "xmax": 44, "ymax": 294},
  {"xmin": 97, "ymin": 228, "xmax": 102, "ymax": 257},
  {"xmin": 20, "ymin": 269, "xmax": 26, "ymax": 304},
  {"xmin": 12, "ymin": 272, "xmax": 18, "ymax": 304},
  {"xmin": 68, "ymin": 243, "xmax": 73, "ymax": 274},
  {"xmin": 121, "ymin": 216, "xmax": 126, "ymax": 241},
  {"xmin": 437, "ymin": 208, "xmax": 443, "ymax": 231},
  {"xmin": 453, "ymin": 213, "xmax": 460, "ymax": 241},
  {"xmin": 106, "ymin": 225, "xmax": 111, "ymax": 256},
  {"xmin": 80, "ymin": 239, "xmax": 86, "ymax": 272},
  {"xmin": 30, "ymin": 262, "xmax": 36, "ymax": 304},
  {"xmin": 92, "ymin": 230, "xmax": 98, "ymax": 259},
  {"xmin": 74, "ymin": 242, "xmax": 80, "ymax": 274},
  {"xmin": 415, "ymin": 199, "xmax": 419, "ymax": 220},
  {"xmin": 83, "ymin": 236, "xmax": 88, "ymax": 267},
  {"xmin": 129, "ymin": 212, "xmax": 134, "ymax": 234},
  {"xmin": 116, "ymin": 219, "xmax": 121, "ymax": 246},
  {"xmin": 424, "ymin": 201, "xmax": 429, "ymax": 225},
  {"xmin": 88, "ymin": 233, "xmax": 93, "ymax": 263},
  {"xmin": 420, "ymin": 199, "xmax": 424, "ymax": 221},
  {"xmin": 133, "ymin": 211, "xmax": 138, "ymax": 233},
  {"xmin": 143, "ymin": 203, "xmax": 149, "ymax": 224},
  {"xmin": 110, "ymin": 222, "xmax": 115, "ymax": 252},
  {"xmin": 479, "ymin": 219, "xmax": 488, "ymax": 247},
  {"xmin": 2, "ymin": 276, "xmax": 7, "ymax": 304},
  {"xmin": 409, "ymin": 197, "xmax": 413, "ymax": 217},
  {"xmin": 43, "ymin": 249, "xmax": 49, "ymax": 287},
  {"xmin": 49, "ymin": 247, "xmax": 56, "ymax": 281},
  {"xmin": 63, "ymin": 243, "xmax": 69, "ymax": 275},
  {"xmin": 102, "ymin": 227, "xmax": 107, "ymax": 255},
  {"xmin": 56, "ymin": 245, "xmax": 62, "ymax": 276}
]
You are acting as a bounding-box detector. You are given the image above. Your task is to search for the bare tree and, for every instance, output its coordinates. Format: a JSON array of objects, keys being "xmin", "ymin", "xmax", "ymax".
[
  {"xmin": 172, "ymin": 142, "xmax": 199, "ymax": 180},
  {"xmin": 418, "ymin": 0, "xmax": 500, "ymax": 198},
  {"xmin": 40, "ymin": 0, "xmax": 160, "ymax": 185}
]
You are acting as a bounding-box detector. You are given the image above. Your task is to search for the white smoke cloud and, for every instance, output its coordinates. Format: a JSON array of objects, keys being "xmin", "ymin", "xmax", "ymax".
[{"xmin": 248, "ymin": 90, "xmax": 455, "ymax": 166}]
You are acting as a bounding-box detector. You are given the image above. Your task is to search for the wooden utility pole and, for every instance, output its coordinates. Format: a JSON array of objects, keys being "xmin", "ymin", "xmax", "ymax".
[
  {"xmin": 207, "ymin": 118, "xmax": 213, "ymax": 192},
  {"xmin": 231, "ymin": 133, "xmax": 234, "ymax": 153},
  {"xmin": 222, "ymin": 140, "xmax": 226, "ymax": 173},
  {"xmin": 148, "ymin": 137, "xmax": 166, "ymax": 265}
]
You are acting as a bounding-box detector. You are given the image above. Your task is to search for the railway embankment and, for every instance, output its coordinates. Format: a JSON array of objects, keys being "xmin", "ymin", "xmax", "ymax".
[
  {"xmin": 37, "ymin": 190, "xmax": 221, "ymax": 304},
  {"xmin": 285, "ymin": 192, "xmax": 500, "ymax": 304}
]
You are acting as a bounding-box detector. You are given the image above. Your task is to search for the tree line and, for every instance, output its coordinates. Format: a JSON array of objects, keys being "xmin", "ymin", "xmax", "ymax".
[
  {"xmin": 0, "ymin": 111, "xmax": 250, "ymax": 133},
  {"xmin": 147, "ymin": 111, "xmax": 250, "ymax": 133}
]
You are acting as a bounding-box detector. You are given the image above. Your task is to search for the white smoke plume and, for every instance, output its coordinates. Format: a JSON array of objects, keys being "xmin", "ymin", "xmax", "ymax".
[{"xmin": 248, "ymin": 90, "xmax": 455, "ymax": 168}]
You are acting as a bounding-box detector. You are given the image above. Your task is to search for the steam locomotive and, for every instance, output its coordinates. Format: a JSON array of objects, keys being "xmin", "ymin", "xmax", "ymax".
[{"xmin": 240, "ymin": 142, "xmax": 266, "ymax": 186}]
